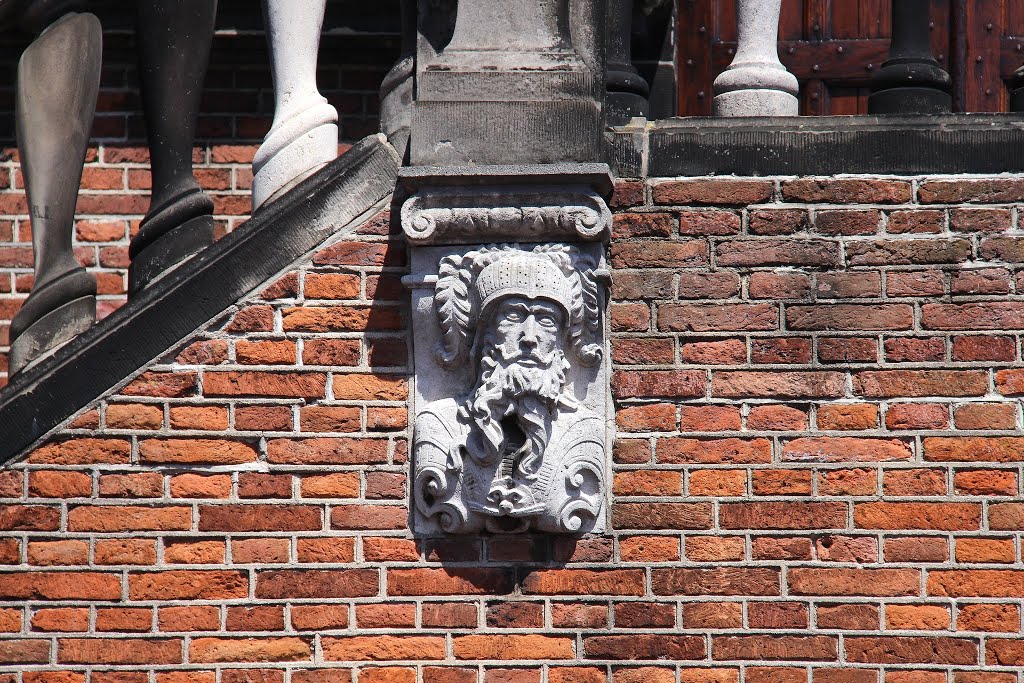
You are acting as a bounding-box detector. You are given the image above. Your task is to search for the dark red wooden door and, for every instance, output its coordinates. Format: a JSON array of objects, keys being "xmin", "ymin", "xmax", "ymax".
[{"xmin": 677, "ymin": 0, "xmax": 1024, "ymax": 115}]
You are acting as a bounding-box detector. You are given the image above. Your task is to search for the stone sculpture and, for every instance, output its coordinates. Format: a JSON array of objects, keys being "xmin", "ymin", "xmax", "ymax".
[
  {"xmin": 412, "ymin": 244, "xmax": 607, "ymax": 534},
  {"xmin": 712, "ymin": 0, "xmax": 798, "ymax": 116},
  {"xmin": 606, "ymin": 0, "xmax": 649, "ymax": 125},
  {"xmin": 7, "ymin": 5, "xmax": 102, "ymax": 373},
  {"xmin": 129, "ymin": 0, "xmax": 218, "ymax": 294},
  {"xmin": 253, "ymin": 0, "xmax": 339, "ymax": 209}
]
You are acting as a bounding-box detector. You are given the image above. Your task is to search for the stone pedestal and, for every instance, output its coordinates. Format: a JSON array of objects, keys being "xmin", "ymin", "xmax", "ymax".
[
  {"xmin": 605, "ymin": 0, "xmax": 648, "ymax": 125},
  {"xmin": 412, "ymin": 0, "xmax": 605, "ymax": 165},
  {"xmin": 129, "ymin": 0, "xmax": 217, "ymax": 295},
  {"xmin": 868, "ymin": 0, "xmax": 951, "ymax": 114},
  {"xmin": 253, "ymin": 0, "xmax": 339, "ymax": 209},
  {"xmin": 9, "ymin": 10, "xmax": 100, "ymax": 374},
  {"xmin": 401, "ymin": 166, "xmax": 612, "ymax": 535},
  {"xmin": 712, "ymin": 0, "xmax": 798, "ymax": 117}
]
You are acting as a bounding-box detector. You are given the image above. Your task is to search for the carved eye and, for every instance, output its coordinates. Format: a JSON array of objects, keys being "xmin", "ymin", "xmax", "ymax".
[
  {"xmin": 503, "ymin": 309, "xmax": 524, "ymax": 323},
  {"xmin": 537, "ymin": 313, "xmax": 558, "ymax": 328}
]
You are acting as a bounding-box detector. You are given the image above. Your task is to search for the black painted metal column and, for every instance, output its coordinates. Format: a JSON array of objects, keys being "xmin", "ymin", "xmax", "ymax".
[
  {"xmin": 129, "ymin": 0, "xmax": 217, "ymax": 295},
  {"xmin": 9, "ymin": 7, "xmax": 101, "ymax": 374},
  {"xmin": 868, "ymin": 0, "xmax": 951, "ymax": 114},
  {"xmin": 605, "ymin": 0, "xmax": 649, "ymax": 125}
]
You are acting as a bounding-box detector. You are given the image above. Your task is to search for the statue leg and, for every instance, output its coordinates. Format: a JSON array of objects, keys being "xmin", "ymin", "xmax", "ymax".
[
  {"xmin": 253, "ymin": 0, "xmax": 339, "ymax": 209},
  {"xmin": 129, "ymin": 0, "xmax": 217, "ymax": 295},
  {"xmin": 379, "ymin": 0, "xmax": 415, "ymax": 160},
  {"xmin": 9, "ymin": 11, "xmax": 101, "ymax": 374}
]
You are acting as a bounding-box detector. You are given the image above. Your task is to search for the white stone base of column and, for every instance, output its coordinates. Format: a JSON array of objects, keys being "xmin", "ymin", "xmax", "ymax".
[
  {"xmin": 252, "ymin": 99, "xmax": 338, "ymax": 209},
  {"xmin": 713, "ymin": 88, "xmax": 799, "ymax": 117}
]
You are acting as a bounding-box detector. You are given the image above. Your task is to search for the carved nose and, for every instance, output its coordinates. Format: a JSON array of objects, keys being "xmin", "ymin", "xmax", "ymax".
[{"xmin": 520, "ymin": 317, "xmax": 539, "ymax": 347}]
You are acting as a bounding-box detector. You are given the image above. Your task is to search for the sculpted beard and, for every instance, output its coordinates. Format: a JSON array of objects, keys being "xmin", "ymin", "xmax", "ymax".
[{"xmin": 467, "ymin": 332, "xmax": 569, "ymax": 479}]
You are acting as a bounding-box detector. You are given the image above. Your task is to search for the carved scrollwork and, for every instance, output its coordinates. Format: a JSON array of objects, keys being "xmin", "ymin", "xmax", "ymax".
[{"xmin": 401, "ymin": 186, "xmax": 612, "ymax": 245}]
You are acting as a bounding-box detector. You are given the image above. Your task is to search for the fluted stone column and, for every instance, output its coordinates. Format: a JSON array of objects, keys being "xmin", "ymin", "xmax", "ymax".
[
  {"xmin": 605, "ymin": 0, "xmax": 649, "ymax": 125},
  {"xmin": 253, "ymin": 0, "xmax": 339, "ymax": 209},
  {"xmin": 868, "ymin": 0, "xmax": 951, "ymax": 114},
  {"xmin": 712, "ymin": 0, "xmax": 798, "ymax": 117},
  {"xmin": 130, "ymin": 0, "xmax": 217, "ymax": 295},
  {"xmin": 9, "ymin": 9, "xmax": 101, "ymax": 374}
]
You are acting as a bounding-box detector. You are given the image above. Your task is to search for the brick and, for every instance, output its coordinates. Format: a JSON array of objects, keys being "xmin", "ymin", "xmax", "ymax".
[
  {"xmin": 128, "ymin": 570, "xmax": 248, "ymax": 600},
  {"xmin": 713, "ymin": 635, "xmax": 836, "ymax": 661},
  {"xmin": 717, "ymin": 239, "xmax": 840, "ymax": 267},
  {"xmin": 786, "ymin": 304, "xmax": 912, "ymax": 331},
  {"xmin": 817, "ymin": 404, "xmax": 878, "ymax": 431},
  {"xmin": 95, "ymin": 539, "xmax": 157, "ymax": 565},
  {"xmin": 884, "ymin": 537, "xmax": 948, "ymax": 563},
  {"xmin": 613, "ymin": 470, "xmax": 681, "ymax": 495},
  {"xmin": 748, "ymin": 272, "xmax": 812, "ymax": 299},
  {"xmin": 164, "ymin": 540, "xmax": 225, "ymax": 565},
  {"xmin": 917, "ymin": 178, "xmax": 1024, "ymax": 203},
  {"xmin": 96, "ymin": 607, "xmax": 154, "ymax": 632},
  {"xmin": 28, "ymin": 438, "xmax": 131, "ymax": 465},
  {"xmin": 816, "ymin": 535, "xmax": 876, "ymax": 563},
  {"xmin": 885, "ymin": 604, "xmax": 950, "ymax": 630},
  {"xmin": 989, "ymin": 502, "xmax": 1024, "ymax": 529},
  {"xmin": 189, "ymin": 637, "xmax": 311, "ymax": 663},
  {"xmin": 847, "ymin": 239, "xmax": 971, "ymax": 266},
  {"xmin": 954, "ymin": 469, "xmax": 1017, "ymax": 495},
  {"xmin": 955, "ymin": 537, "xmax": 1015, "ymax": 563},
  {"xmin": 720, "ymin": 502, "xmax": 846, "ymax": 529},
  {"xmin": 925, "ymin": 437, "xmax": 1024, "ymax": 462},
  {"xmin": 32, "ymin": 607, "xmax": 89, "ymax": 632},
  {"xmin": 199, "ymin": 505, "xmax": 319, "ymax": 532},
  {"xmin": 304, "ymin": 273, "xmax": 361, "ymax": 299},
  {"xmin": 267, "ymin": 437, "xmax": 389, "ymax": 464},
  {"xmin": 981, "ymin": 235, "xmax": 1024, "ymax": 262},
  {"xmin": 713, "ymin": 371, "xmax": 844, "ymax": 398},
  {"xmin": 106, "ymin": 403, "xmax": 163, "ymax": 430},
  {"xmin": 958, "ymin": 604, "xmax": 1019, "ymax": 632},
  {"xmin": 390, "ymin": 568, "xmax": 514, "ymax": 595},
  {"xmin": 783, "ymin": 437, "xmax": 911, "ymax": 462},
  {"xmin": 176, "ymin": 340, "xmax": 228, "ymax": 365},
  {"xmin": 817, "ymin": 468, "xmax": 876, "ymax": 496},
  {"xmin": 885, "ymin": 403, "xmax": 948, "ymax": 430},
  {"xmin": 613, "ymin": 370, "xmax": 706, "ymax": 399},
  {"xmin": 751, "ymin": 338, "xmax": 811, "ymax": 364},
  {"xmin": 291, "ymin": 604, "xmax": 350, "ymax": 631},
  {"xmin": 159, "ymin": 605, "xmax": 220, "ymax": 632},
  {"xmin": 789, "ymin": 568, "xmax": 920, "ymax": 596},
  {"xmin": 855, "ymin": 502, "xmax": 979, "ymax": 531},
  {"xmin": 886, "ymin": 209, "xmax": 944, "ymax": 233},
  {"xmin": 331, "ymin": 504, "xmax": 406, "ymax": 530},
  {"xmin": 301, "ymin": 473, "xmax": 360, "ymax": 498},
  {"xmin": 235, "ymin": 340, "xmax": 296, "ymax": 365},
  {"xmin": 883, "ymin": 468, "xmax": 946, "ymax": 496},
  {"xmin": 987, "ymin": 639, "xmax": 1024, "ymax": 665},
  {"xmin": 233, "ymin": 538, "xmax": 290, "ymax": 564},
  {"xmin": 816, "ymin": 604, "xmax": 879, "ymax": 630},
  {"xmin": 169, "ymin": 474, "xmax": 232, "ymax": 499},
  {"xmin": 612, "ymin": 212, "xmax": 674, "ymax": 238},
  {"xmin": 584, "ymin": 634, "xmax": 704, "ymax": 660},
  {"xmin": 748, "ymin": 208, "xmax": 809, "ymax": 234},
  {"xmin": 676, "ymin": 272, "xmax": 740, "ymax": 299},
  {"xmin": 815, "ymin": 209, "xmax": 880, "ymax": 235},
  {"xmin": 610, "ymin": 240, "xmax": 708, "ymax": 268},
  {"xmin": 652, "ymin": 568, "xmax": 780, "ymax": 596},
  {"xmin": 845, "ymin": 637, "xmax": 976, "ymax": 665},
  {"xmin": 521, "ymin": 569, "xmax": 645, "ymax": 595},
  {"xmin": 658, "ymin": 437, "xmax": 771, "ymax": 464},
  {"xmin": 313, "ymin": 241, "xmax": 404, "ymax": 267},
  {"xmin": 685, "ymin": 536, "xmax": 745, "ymax": 562},
  {"xmin": 58, "ymin": 638, "xmax": 182, "ymax": 665},
  {"xmin": 922, "ymin": 302, "xmax": 1024, "ymax": 330},
  {"xmin": 333, "ymin": 374, "xmax": 408, "ymax": 400},
  {"xmin": 612, "ymin": 502, "xmax": 712, "ymax": 529},
  {"xmin": 616, "ymin": 403, "xmax": 676, "ymax": 432},
  {"xmin": 485, "ymin": 602, "xmax": 543, "ymax": 628},
  {"xmin": 99, "ymin": 472, "xmax": 163, "ymax": 498},
  {"xmin": 618, "ymin": 535, "xmax": 680, "ymax": 562},
  {"xmin": 887, "ymin": 272, "xmax": 945, "ymax": 297},
  {"xmin": 653, "ymin": 179, "xmax": 773, "ymax": 205},
  {"xmin": 688, "ymin": 469, "xmax": 746, "ymax": 496},
  {"xmin": 322, "ymin": 635, "xmax": 446, "ymax": 661},
  {"xmin": 302, "ymin": 339, "xmax": 361, "ymax": 366},
  {"xmin": 235, "ymin": 405, "xmax": 293, "ymax": 431},
  {"xmin": 950, "ymin": 208, "xmax": 1011, "ymax": 233},
  {"xmin": 612, "ymin": 270, "xmax": 674, "ymax": 299},
  {"xmin": 854, "ymin": 370, "xmax": 987, "ymax": 398},
  {"xmin": 752, "ymin": 469, "xmax": 812, "ymax": 495},
  {"xmin": 28, "ymin": 540, "xmax": 88, "ymax": 566},
  {"xmin": 955, "ymin": 402, "xmax": 1016, "ymax": 430},
  {"xmin": 203, "ymin": 371, "xmax": 326, "ymax": 398},
  {"xmin": 68, "ymin": 505, "xmax": 191, "ymax": 532},
  {"xmin": 680, "ymin": 339, "xmax": 746, "ymax": 365},
  {"xmin": 29, "ymin": 470, "xmax": 92, "ymax": 499},
  {"xmin": 747, "ymin": 405, "xmax": 807, "ymax": 431},
  {"xmin": 951, "ymin": 269, "xmax": 1012, "ymax": 296},
  {"xmin": 122, "ymin": 372, "xmax": 198, "ymax": 398},
  {"xmin": 238, "ymin": 472, "xmax": 292, "ymax": 499},
  {"xmin": 421, "ymin": 603, "xmax": 478, "ymax": 628},
  {"xmin": 683, "ymin": 602, "xmax": 743, "ymax": 629},
  {"xmin": 140, "ymin": 438, "xmax": 257, "ymax": 464}
]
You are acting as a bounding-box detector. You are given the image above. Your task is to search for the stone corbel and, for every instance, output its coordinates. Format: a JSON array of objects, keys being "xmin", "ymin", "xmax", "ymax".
[{"xmin": 401, "ymin": 164, "xmax": 613, "ymax": 536}]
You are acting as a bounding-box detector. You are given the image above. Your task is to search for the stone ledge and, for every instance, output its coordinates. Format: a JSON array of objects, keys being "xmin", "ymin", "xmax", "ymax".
[
  {"xmin": 607, "ymin": 114, "xmax": 1024, "ymax": 177},
  {"xmin": 0, "ymin": 133, "xmax": 401, "ymax": 465}
]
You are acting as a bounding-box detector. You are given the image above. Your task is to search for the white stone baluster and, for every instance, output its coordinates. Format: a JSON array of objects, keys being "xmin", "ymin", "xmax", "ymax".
[
  {"xmin": 253, "ymin": 0, "xmax": 339, "ymax": 209},
  {"xmin": 712, "ymin": 0, "xmax": 798, "ymax": 117}
]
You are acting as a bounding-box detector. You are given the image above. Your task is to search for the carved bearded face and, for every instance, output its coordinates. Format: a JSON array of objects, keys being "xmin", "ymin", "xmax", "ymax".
[{"xmin": 467, "ymin": 295, "xmax": 571, "ymax": 469}]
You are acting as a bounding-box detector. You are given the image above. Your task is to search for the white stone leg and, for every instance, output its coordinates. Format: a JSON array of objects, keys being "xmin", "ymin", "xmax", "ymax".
[
  {"xmin": 712, "ymin": 0, "xmax": 798, "ymax": 117},
  {"xmin": 253, "ymin": 0, "xmax": 339, "ymax": 209}
]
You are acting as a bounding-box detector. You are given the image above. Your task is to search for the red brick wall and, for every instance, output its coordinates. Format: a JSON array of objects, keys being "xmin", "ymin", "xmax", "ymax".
[{"xmin": 3, "ymin": 174, "xmax": 1024, "ymax": 679}]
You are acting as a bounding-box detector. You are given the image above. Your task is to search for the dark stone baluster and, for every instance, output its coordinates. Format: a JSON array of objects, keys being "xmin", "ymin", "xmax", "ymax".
[
  {"xmin": 1010, "ymin": 65, "xmax": 1024, "ymax": 112},
  {"xmin": 9, "ymin": 8, "xmax": 101, "ymax": 374},
  {"xmin": 129, "ymin": 0, "xmax": 217, "ymax": 295},
  {"xmin": 868, "ymin": 0, "xmax": 951, "ymax": 114},
  {"xmin": 606, "ymin": 0, "xmax": 649, "ymax": 125}
]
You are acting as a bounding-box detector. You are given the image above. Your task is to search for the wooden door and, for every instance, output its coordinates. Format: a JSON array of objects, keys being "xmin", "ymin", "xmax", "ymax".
[{"xmin": 677, "ymin": 0, "xmax": 1024, "ymax": 115}]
